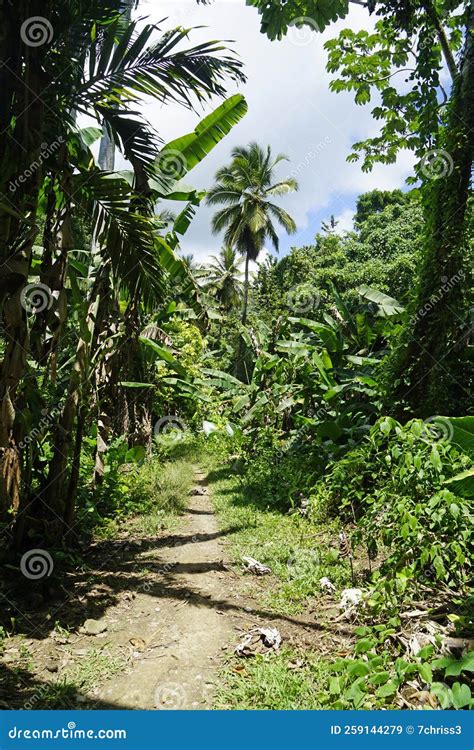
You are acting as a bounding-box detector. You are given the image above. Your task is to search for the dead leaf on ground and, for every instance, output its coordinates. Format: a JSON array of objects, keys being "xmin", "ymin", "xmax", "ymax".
[
  {"xmin": 232, "ymin": 664, "xmax": 248, "ymax": 676},
  {"xmin": 129, "ymin": 638, "xmax": 146, "ymax": 651}
]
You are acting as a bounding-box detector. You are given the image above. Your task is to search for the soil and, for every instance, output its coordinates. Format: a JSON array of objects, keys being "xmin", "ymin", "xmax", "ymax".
[
  {"xmin": 96, "ymin": 468, "xmax": 236, "ymax": 709},
  {"xmin": 0, "ymin": 468, "xmax": 350, "ymax": 710}
]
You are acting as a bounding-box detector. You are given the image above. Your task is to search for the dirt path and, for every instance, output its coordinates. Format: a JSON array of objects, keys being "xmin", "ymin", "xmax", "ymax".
[
  {"xmin": 1, "ymin": 466, "xmax": 344, "ymax": 710},
  {"xmin": 95, "ymin": 469, "xmax": 237, "ymax": 709}
]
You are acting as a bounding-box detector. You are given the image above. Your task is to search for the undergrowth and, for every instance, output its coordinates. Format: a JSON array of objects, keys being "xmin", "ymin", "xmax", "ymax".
[
  {"xmin": 208, "ymin": 416, "xmax": 473, "ymax": 710},
  {"xmin": 78, "ymin": 437, "xmax": 199, "ymax": 540},
  {"xmin": 208, "ymin": 459, "xmax": 351, "ymax": 615}
]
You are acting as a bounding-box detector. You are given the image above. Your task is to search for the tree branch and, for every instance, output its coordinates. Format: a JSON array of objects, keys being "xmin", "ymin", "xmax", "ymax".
[{"xmin": 421, "ymin": 0, "xmax": 458, "ymax": 81}]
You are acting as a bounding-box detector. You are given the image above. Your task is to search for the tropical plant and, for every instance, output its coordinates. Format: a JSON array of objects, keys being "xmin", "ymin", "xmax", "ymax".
[
  {"xmin": 254, "ymin": 190, "xmax": 423, "ymax": 321},
  {"xmin": 0, "ymin": 0, "xmax": 248, "ymax": 544},
  {"xmin": 206, "ymin": 246, "xmax": 243, "ymax": 312},
  {"xmin": 206, "ymin": 142, "xmax": 298, "ymax": 324},
  {"xmin": 244, "ymin": 0, "xmax": 473, "ymax": 417}
]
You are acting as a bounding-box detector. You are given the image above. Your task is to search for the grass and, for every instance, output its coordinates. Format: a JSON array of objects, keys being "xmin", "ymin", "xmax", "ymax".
[
  {"xmin": 216, "ymin": 649, "xmax": 331, "ymax": 710},
  {"xmin": 25, "ymin": 646, "xmax": 127, "ymax": 709},
  {"xmin": 204, "ymin": 452, "xmax": 357, "ymax": 710},
  {"xmin": 64, "ymin": 646, "xmax": 126, "ymax": 694},
  {"xmin": 207, "ymin": 459, "xmax": 352, "ymax": 615},
  {"xmin": 93, "ymin": 449, "xmax": 197, "ymax": 540},
  {"xmin": 126, "ymin": 455, "xmax": 196, "ymax": 536}
]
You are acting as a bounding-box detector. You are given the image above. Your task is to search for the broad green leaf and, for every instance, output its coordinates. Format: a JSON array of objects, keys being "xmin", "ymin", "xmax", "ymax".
[
  {"xmin": 125, "ymin": 445, "xmax": 146, "ymax": 463},
  {"xmin": 289, "ymin": 317, "xmax": 338, "ymax": 351},
  {"xmin": 451, "ymin": 682, "xmax": 472, "ymax": 708},
  {"xmin": 442, "ymin": 416, "xmax": 474, "ymax": 459},
  {"xmin": 202, "ymin": 368, "xmax": 244, "ymax": 389},
  {"xmin": 241, "ymin": 395, "xmax": 268, "ymax": 424},
  {"xmin": 347, "ymin": 661, "xmax": 370, "ymax": 677},
  {"xmin": 458, "ymin": 651, "xmax": 474, "ymax": 673},
  {"xmin": 418, "ymin": 662, "xmax": 433, "ymax": 684},
  {"xmin": 119, "ymin": 381, "xmax": 155, "ymax": 389},
  {"xmin": 443, "ymin": 468, "xmax": 474, "ymax": 497},
  {"xmin": 375, "ymin": 680, "xmax": 399, "ymax": 698},
  {"xmin": 358, "ymin": 285, "xmax": 405, "ymax": 316},
  {"xmin": 354, "ymin": 638, "xmax": 374, "ymax": 654},
  {"xmin": 153, "ymin": 95, "xmax": 248, "ymax": 195},
  {"xmin": 139, "ymin": 337, "xmax": 187, "ymax": 377},
  {"xmin": 78, "ymin": 126, "xmax": 102, "ymax": 146},
  {"xmin": 369, "ymin": 671, "xmax": 391, "ymax": 686}
]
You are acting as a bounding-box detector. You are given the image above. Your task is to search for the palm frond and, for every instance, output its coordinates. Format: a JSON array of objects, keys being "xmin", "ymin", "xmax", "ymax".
[
  {"xmin": 76, "ymin": 22, "xmax": 246, "ymax": 114},
  {"xmin": 267, "ymin": 203, "xmax": 297, "ymax": 234},
  {"xmin": 71, "ymin": 170, "xmax": 167, "ymax": 306},
  {"xmin": 267, "ymin": 178, "xmax": 299, "ymax": 196}
]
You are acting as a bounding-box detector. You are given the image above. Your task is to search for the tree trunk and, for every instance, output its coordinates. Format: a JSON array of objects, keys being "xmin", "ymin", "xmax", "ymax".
[
  {"xmin": 241, "ymin": 252, "xmax": 250, "ymax": 325},
  {"xmin": 64, "ymin": 405, "xmax": 85, "ymax": 539},
  {"xmin": 389, "ymin": 8, "xmax": 474, "ymax": 417},
  {"xmin": 0, "ymin": 2, "xmax": 49, "ymax": 515}
]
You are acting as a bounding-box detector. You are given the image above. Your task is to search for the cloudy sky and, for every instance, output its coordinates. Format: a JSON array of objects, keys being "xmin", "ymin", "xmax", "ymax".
[{"xmin": 132, "ymin": 0, "xmax": 415, "ymax": 263}]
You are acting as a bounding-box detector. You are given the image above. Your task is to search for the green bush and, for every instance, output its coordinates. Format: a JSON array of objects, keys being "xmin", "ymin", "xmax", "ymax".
[{"xmin": 316, "ymin": 416, "xmax": 473, "ymax": 589}]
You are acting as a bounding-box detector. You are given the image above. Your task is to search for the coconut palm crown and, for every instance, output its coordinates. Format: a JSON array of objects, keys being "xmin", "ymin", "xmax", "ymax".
[{"xmin": 206, "ymin": 142, "xmax": 298, "ymax": 323}]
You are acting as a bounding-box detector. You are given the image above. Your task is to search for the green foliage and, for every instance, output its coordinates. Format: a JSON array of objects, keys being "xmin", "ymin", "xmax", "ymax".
[
  {"xmin": 355, "ymin": 189, "xmax": 408, "ymax": 226},
  {"xmin": 217, "ymin": 649, "xmax": 331, "ymax": 710},
  {"xmin": 207, "ymin": 142, "xmax": 298, "ymax": 325},
  {"xmin": 208, "ymin": 452, "xmax": 348, "ymax": 614},
  {"xmin": 219, "ymin": 636, "xmax": 473, "ymax": 711},
  {"xmin": 245, "ymin": 0, "xmax": 350, "ymax": 38},
  {"xmin": 204, "ymin": 246, "xmax": 244, "ymax": 312},
  {"xmin": 77, "ymin": 438, "xmax": 195, "ymax": 538},
  {"xmin": 155, "ymin": 95, "xmax": 248, "ymax": 194},
  {"xmin": 319, "ymin": 417, "xmax": 473, "ymax": 590},
  {"xmin": 323, "ymin": 627, "xmax": 474, "ymax": 710},
  {"xmin": 254, "ymin": 192, "xmax": 423, "ymax": 317}
]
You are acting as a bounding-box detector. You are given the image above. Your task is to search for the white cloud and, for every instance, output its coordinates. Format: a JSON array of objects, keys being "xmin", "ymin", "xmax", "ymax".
[
  {"xmin": 249, "ymin": 248, "xmax": 270, "ymax": 276},
  {"xmin": 133, "ymin": 1, "xmax": 415, "ymax": 261},
  {"xmin": 333, "ymin": 209, "xmax": 355, "ymax": 235}
]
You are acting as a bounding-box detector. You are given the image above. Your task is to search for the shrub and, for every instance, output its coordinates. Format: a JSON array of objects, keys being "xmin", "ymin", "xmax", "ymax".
[{"xmin": 315, "ymin": 417, "xmax": 473, "ymax": 590}]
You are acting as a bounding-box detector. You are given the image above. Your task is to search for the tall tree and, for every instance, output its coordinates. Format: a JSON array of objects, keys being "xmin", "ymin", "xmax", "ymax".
[
  {"xmin": 243, "ymin": 0, "xmax": 473, "ymax": 416},
  {"xmin": 206, "ymin": 143, "xmax": 298, "ymax": 324},
  {"xmin": 206, "ymin": 246, "xmax": 243, "ymax": 312},
  {"xmin": 0, "ymin": 0, "xmax": 246, "ymax": 538}
]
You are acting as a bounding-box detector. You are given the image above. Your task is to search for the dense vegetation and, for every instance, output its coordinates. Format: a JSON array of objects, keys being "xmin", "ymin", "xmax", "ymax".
[{"xmin": 0, "ymin": 0, "xmax": 472, "ymax": 712}]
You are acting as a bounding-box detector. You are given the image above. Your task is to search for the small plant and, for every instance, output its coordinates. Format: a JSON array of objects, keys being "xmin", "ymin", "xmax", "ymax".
[
  {"xmin": 322, "ymin": 624, "xmax": 474, "ymax": 710},
  {"xmin": 54, "ymin": 621, "xmax": 71, "ymax": 639}
]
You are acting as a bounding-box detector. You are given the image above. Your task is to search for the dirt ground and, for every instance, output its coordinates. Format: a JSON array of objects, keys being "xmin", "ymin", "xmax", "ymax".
[
  {"xmin": 96, "ymin": 468, "xmax": 237, "ymax": 709},
  {"xmin": 0, "ymin": 468, "xmax": 348, "ymax": 710}
]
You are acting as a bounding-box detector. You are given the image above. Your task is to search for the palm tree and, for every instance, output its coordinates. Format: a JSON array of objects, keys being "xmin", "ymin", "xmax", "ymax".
[
  {"xmin": 206, "ymin": 143, "xmax": 298, "ymax": 324},
  {"xmin": 206, "ymin": 246, "xmax": 243, "ymax": 311}
]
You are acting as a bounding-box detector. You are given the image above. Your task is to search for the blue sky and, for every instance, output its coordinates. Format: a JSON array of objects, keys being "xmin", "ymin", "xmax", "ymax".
[{"xmin": 134, "ymin": 0, "xmax": 415, "ymax": 262}]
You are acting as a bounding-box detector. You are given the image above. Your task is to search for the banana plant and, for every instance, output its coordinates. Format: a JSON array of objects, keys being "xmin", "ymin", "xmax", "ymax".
[{"xmin": 0, "ymin": 1, "xmax": 248, "ymax": 541}]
